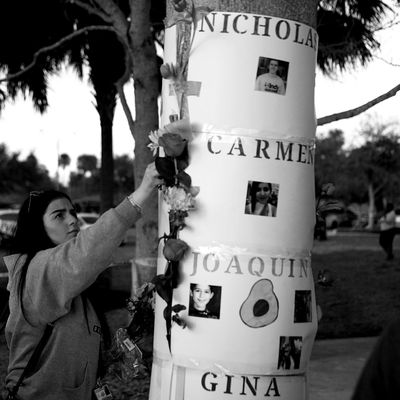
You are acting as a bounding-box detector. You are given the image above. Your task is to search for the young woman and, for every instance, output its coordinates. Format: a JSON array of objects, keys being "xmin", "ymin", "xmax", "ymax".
[
  {"xmin": 378, "ymin": 202, "xmax": 397, "ymax": 261},
  {"xmin": 246, "ymin": 182, "xmax": 277, "ymax": 217},
  {"xmin": 3, "ymin": 162, "xmax": 161, "ymax": 400}
]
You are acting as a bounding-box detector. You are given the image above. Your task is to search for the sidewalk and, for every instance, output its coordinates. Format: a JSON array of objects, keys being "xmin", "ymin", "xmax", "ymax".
[
  {"xmin": 309, "ymin": 336, "xmax": 378, "ymax": 400},
  {"xmin": 0, "ymin": 333, "xmax": 378, "ymax": 399}
]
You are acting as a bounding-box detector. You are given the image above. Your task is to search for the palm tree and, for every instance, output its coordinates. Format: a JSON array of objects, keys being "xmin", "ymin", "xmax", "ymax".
[
  {"xmin": 0, "ymin": 0, "xmax": 396, "ymax": 280},
  {"xmin": 58, "ymin": 153, "xmax": 71, "ymax": 169}
]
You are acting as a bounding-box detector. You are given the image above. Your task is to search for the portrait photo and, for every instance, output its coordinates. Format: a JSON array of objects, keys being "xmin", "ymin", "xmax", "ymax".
[
  {"xmin": 188, "ymin": 283, "xmax": 222, "ymax": 319},
  {"xmin": 254, "ymin": 56, "xmax": 289, "ymax": 95},
  {"xmin": 244, "ymin": 181, "xmax": 279, "ymax": 217},
  {"xmin": 277, "ymin": 336, "xmax": 302, "ymax": 370},
  {"xmin": 294, "ymin": 290, "xmax": 312, "ymax": 323}
]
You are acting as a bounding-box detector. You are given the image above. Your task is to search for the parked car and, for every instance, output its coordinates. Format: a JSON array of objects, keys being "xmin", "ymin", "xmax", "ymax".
[
  {"xmin": 0, "ymin": 209, "xmax": 18, "ymax": 321},
  {"xmin": 0, "ymin": 209, "xmax": 19, "ymax": 246}
]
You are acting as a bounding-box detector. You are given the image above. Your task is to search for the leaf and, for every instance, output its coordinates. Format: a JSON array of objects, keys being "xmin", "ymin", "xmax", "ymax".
[
  {"xmin": 152, "ymin": 274, "xmax": 173, "ymax": 303},
  {"xmin": 155, "ymin": 149, "xmax": 189, "ymax": 187},
  {"xmin": 190, "ymin": 186, "xmax": 200, "ymax": 197},
  {"xmin": 155, "ymin": 157, "xmax": 176, "ymax": 186},
  {"xmin": 171, "ymin": 304, "xmax": 187, "ymax": 313},
  {"xmin": 163, "ymin": 305, "xmax": 172, "ymax": 352},
  {"xmin": 163, "ymin": 305, "xmax": 172, "ymax": 321},
  {"xmin": 177, "ymin": 170, "xmax": 191, "ymax": 188},
  {"xmin": 172, "ymin": 314, "xmax": 187, "ymax": 329}
]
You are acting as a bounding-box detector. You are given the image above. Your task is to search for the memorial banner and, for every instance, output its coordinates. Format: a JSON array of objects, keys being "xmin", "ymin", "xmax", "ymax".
[{"xmin": 150, "ymin": 8, "xmax": 318, "ymax": 400}]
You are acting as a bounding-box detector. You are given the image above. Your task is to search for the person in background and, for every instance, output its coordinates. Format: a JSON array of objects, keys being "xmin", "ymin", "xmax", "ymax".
[
  {"xmin": 352, "ymin": 318, "xmax": 400, "ymax": 400},
  {"xmin": 378, "ymin": 202, "xmax": 396, "ymax": 261},
  {"xmin": 3, "ymin": 162, "xmax": 161, "ymax": 400}
]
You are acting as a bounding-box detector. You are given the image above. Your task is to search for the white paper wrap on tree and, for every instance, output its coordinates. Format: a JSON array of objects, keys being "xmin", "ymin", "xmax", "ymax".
[
  {"xmin": 154, "ymin": 249, "xmax": 317, "ymax": 374},
  {"xmin": 162, "ymin": 12, "xmax": 318, "ymax": 138},
  {"xmin": 150, "ymin": 10, "xmax": 318, "ymax": 400}
]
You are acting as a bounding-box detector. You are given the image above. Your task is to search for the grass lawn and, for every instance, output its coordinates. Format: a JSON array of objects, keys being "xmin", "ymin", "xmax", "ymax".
[
  {"xmin": 0, "ymin": 230, "xmax": 397, "ymax": 397},
  {"xmin": 107, "ymin": 229, "xmax": 400, "ymax": 340},
  {"xmin": 0, "ymin": 232, "xmax": 400, "ymax": 400},
  {"xmin": 313, "ymin": 230, "xmax": 400, "ymax": 339}
]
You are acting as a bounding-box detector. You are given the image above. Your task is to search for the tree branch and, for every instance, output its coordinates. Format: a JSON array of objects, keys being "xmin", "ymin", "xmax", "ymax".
[
  {"xmin": 317, "ymin": 83, "xmax": 400, "ymax": 126},
  {"xmin": 66, "ymin": 0, "xmax": 114, "ymax": 24},
  {"xmin": 115, "ymin": 45, "xmax": 136, "ymax": 139},
  {"xmin": 116, "ymin": 81, "xmax": 136, "ymax": 139},
  {"xmin": 373, "ymin": 54, "xmax": 400, "ymax": 67},
  {"xmin": 0, "ymin": 25, "xmax": 116, "ymax": 84}
]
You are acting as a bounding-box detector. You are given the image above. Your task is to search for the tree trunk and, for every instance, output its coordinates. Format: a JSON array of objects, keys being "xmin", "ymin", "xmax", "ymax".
[
  {"xmin": 129, "ymin": 0, "xmax": 160, "ymax": 272},
  {"xmin": 100, "ymin": 118, "xmax": 115, "ymax": 213},
  {"xmin": 95, "ymin": 85, "xmax": 117, "ymax": 213},
  {"xmin": 167, "ymin": 0, "xmax": 317, "ymax": 27},
  {"xmin": 367, "ymin": 181, "xmax": 375, "ymax": 230}
]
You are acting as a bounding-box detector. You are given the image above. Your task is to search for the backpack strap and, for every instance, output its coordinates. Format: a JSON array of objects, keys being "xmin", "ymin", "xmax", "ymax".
[{"xmin": 7, "ymin": 323, "xmax": 54, "ymax": 399}]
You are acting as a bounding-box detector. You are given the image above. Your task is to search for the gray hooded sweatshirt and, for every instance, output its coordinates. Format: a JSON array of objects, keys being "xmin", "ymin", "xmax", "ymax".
[{"xmin": 4, "ymin": 199, "xmax": 140, "ymax": 400}]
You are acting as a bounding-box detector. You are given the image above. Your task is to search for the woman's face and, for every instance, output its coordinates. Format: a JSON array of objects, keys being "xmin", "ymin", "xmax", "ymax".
[
  {"xmin": 43, "ymin": 198, "xmax": 80, "ymax": 245},
  {"xmin": 191, "ymin": 284, "xmax": 214, "ymax": 311},
  {"xmin": 256, "ymin": 183, "xmax": 271, "ymax": 204}
]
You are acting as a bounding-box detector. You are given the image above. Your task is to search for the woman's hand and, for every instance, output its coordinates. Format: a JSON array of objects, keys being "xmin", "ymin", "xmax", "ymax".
[
  {"xmin": 128, "ymin": 163, "xmax": 163, "ymax": 209},
  {"xmin": 139, "ymin": 162, "xmax": 163, "ymax": 194}
]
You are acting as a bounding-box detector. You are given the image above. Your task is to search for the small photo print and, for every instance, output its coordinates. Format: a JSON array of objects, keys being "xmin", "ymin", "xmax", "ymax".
[
  {"xmin": 245, "ymin": 181, "xmax": 279, "ymax": 217},
  {"xmin": 189, "ymin": 283, "xmax": 221, "ymax": 319},
  {"xmin": 277, "ymin": 336, "xmax": 302, "ymax": 370},
  {"xmin": 254, "ymin": 57, "xmax": 289, "ymax": 95},
  {"xmin": 294, "ymin": 290, "xmax": 312, "ymax": 323}
]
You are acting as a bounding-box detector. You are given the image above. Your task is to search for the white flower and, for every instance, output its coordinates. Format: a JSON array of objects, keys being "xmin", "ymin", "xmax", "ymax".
[
  {"xmin": 163, "ymin": 186, "xmax": 195, "ymax": 211},
  {"xmin": 147, "ymin": 130, "xmax": 164, "ymax": 156}
]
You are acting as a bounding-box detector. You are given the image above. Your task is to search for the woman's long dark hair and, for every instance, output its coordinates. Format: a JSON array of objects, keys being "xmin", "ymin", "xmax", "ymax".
[
  {"xmin": 250, "ymin": 182, "xmax": 272, "ymax": 213},
  {"xmin": 11, "ymin": 191, "xmax": 111, "ymax": 350},
  {"xmin": 11, "ymin": 190, "xmax": 72, "ymax": 316}
]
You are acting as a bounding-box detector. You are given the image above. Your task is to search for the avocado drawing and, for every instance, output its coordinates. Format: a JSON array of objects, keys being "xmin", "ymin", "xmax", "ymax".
[{"xmin": 240, "ymin": 279, "xmax": 279, "ymax": 328}]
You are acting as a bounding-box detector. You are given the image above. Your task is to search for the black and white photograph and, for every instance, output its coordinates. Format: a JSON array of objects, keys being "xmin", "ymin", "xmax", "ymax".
[
  {"xmin": 0, "ymin": 4, "xmax": 398, "ymax": 399},
  {"xmin": 254, "ymin": 57, "xmax": 289, "ymax": 95},
  {"xmin": 245, "ymin": 181, "xmax": 279, "ymax": 217},
  {"xmin": 277, "ymin": 336, "xmax": 302, "ymax": 370},
  {"xmin": 294, "ymin": 290, "xmax": 312, "ymax": 323},
  {"xmin": 188, "ymin": 283, "xmax": 221, "ymax": 319}
]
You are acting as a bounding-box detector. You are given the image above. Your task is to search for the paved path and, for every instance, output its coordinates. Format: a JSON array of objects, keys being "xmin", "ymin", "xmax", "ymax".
[
  {"xmin": 0, "ymin": 333, "xmax": 378, "ymax": 399},
  {"xmin": 309, "ymin": 336, "xmax": 377, "ymax": 400}
]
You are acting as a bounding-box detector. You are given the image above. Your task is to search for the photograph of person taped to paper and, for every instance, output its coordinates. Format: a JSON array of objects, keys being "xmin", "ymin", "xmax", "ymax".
[
  {"xmin": 245, "ymin": 181, "xmax": 279, "ymax": 217},
  {"xmin": 188, "ymin": 283, "xmax": 222, "ymax": 319},
  {"xmin": 277, "ymin": 336, "xmax": 302, "ymax": 370},
  {"xmin": 294, "ymin": 290, "xmax": 312, "ymax": 323},
  {"xmin": 254, "ymin": 57, "xmax": 289, "ymax": 95}
]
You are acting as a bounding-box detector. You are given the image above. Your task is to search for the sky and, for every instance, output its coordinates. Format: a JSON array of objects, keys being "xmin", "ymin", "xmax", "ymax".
[
  {"xmin": 315, "ymin": 13, "xmax": 400, "ymax": 147},
  {"xmin": 0, "ymin": 6, "xmax": 399, "ymax": 179}
]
